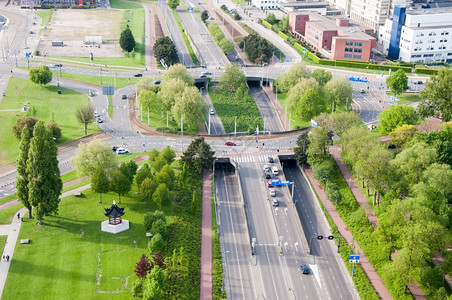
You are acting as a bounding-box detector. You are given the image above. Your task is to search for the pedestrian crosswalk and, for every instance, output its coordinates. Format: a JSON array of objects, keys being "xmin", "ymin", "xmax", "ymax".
[{"xmin": 231, "ymin": 155, "xmax": 275, "ymax": 163}]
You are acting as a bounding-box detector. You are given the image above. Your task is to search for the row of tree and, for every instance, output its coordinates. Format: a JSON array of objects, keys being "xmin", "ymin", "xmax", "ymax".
[
  {"xmin": 239, "ymin": 33, "xmax": 272, "ymax": 64},
  {"xmin": 207, "ymin": 21, "xmax": 235, "ymax": 55},
  {"xmin": 294, "ymin": 112, "xmax": 452, "ymax": 297},
  {"xmin": 277, "ymin": 63, "xmax": 353, "ymax": 120}
]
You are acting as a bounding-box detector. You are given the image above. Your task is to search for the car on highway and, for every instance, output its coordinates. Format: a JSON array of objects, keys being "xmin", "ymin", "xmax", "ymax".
[
  {"xmin": 271, "ymin": 166, "xmax": 279, "ymax": 175},
  {"xmin": 134, "ymin": 73, "xmax": 143, "ymax": 77},
  {"xmin": 121, "ymin": 94, "xmax": 127, "ymax": 99},
  {"xmin": 116, "ymin": 148, "xmax": 130, "ymax": 155},
  {"xmin": 267, "ymin": 180, "xmax": 273, "ymax": 188},
  {"xmin": 225, "ymin": 141, "xmax": 236, "ymax": 146},
  {"xmin": 300, "ymin": 264, "xmax": 309, "ymax": 274},
  {"xmin": 414, "ymin": 80, "xmax": 423, "ymax": 84},
  {"xmin": 202, "ymin": 71, "xmax": 212, "ymax": 76},
  {"xmin": 269, "ymin": 188, "xmax": 276, "ymax": 197},
  {"xmin": 360, "ymin": 88, "xmax": 366, "ymax": 93},
  {"xmin": 97, "ymin": 117, "xmax": 104, "ymax": 123},
  {"xmin": 200, "ymin": 75, "xmax": 207, "ymax": 78},
  {"xmin": 112, "ymin": 146, "xmax": 119, "ymax": 152},
  {"xmin": 264, "ymin": 172, "xmax": 271, "ymax": 179},
  {"xmin": 268, "ymin": 156, "xmax": 275, "ymax": 163},
  {"xmin": 210, "ymin": 108, "xmax": 215, "ymax": 115},
  {"xmin": 263, "ymin": 165, "xmax": 270, "ymax": 172},
  {"xmin": 94, "ymin": 111, "xmax": 99, "ymax": 117},
  {"xmin": 272, "ymin": 198, "xmax": 279, "ymax": 206}
]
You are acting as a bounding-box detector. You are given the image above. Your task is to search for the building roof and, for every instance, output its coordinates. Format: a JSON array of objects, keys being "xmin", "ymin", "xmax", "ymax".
[
  {"xmin": 279, "ymin": 1, "xmax": 329, "ymax": 8},
  {"xmin": 104, "ymin": 201, "xmax": 125, "ymax": 218}
]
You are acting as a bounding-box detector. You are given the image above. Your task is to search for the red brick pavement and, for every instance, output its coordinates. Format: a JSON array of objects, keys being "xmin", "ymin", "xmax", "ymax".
[
  {"xmin": 303, "ymin": 167, "xmax": 393, "ymax": 300},
  {"xmin": 200, "ymin": 170, "xmax": 213, "ymax": 300}
]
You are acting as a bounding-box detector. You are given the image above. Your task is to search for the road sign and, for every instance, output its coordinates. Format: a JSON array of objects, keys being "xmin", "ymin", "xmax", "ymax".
[
  {"xmin": 25, "ymin": 52, "xmax": 31, "ymax": 58},
  {"xmin": 310, "ymin": 119, "xmax": 318, "ymax": 128},
  {"xmin": 280, "ymin": 181, "xmax": 290, "ymax": 186},
  {"xmin": 102, "ymin": 86, "xmax": 114, "ymax": 95},
  {"xmin": 188, "ymin": 7, "xmax": 193, "ymax": 12},
  {"xmin": 349, "ymin": 254, "xmax": 360, "ymax": 263},
  {"xmin": 302, "ymin": 48, "xmax": 306, "ymax": 54}
]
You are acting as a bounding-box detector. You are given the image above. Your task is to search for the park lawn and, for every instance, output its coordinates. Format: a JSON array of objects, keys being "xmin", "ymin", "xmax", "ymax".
[
  {"xmin": 0, "ymin": 203, "xmax": 23, "ymax": 225},
  {"xmin": 0, "ymin": 194, "xmax": 18, "ymax": 206},
  {"xmin": 122, "ymin": 9, "xmax": 145, "ymax": 59},
  {"xmin": 51, "ymin": 70, "xmax": 142, "ymax": 88},
  {"xmin": 34, "ymin": 9, "xmax": 54, "ymax": 25},
  {"xmin": 48, "ymin": 56, "xmax": 145, "ymax": 68},
  {"xmin": 0, "ymin": 77, "xmax": 90, "ymax": 166},
  {"xmin": 387, "ymin": 92, "xmax": 421, "ymax": 105},
  {"xmin": 209, "ymin": 83, "xmax": 263, "ymax": 133},
  {"xmin": 277, "ymin": 92, "xmax": 310, "ymax": 129},
  {"xmin": 3, "ymin": 190, "xmax": 149, "ymax": 299},
  {"xmin": 0, "ymin": 236, "xmax": 7, "ymax": 256},
  {"xmin": 110, "ymin": 0, "xmax": 143, "ymax": 9}
]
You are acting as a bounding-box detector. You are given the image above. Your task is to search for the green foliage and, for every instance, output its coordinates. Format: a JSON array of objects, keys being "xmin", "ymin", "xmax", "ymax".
[
  {"xmin": 91, "ymin": 167, "xmax": 110, "ymax": 204},
  {"xmin": 275, "ymin": 62, "xmax": 311, "ymax": 93},
  {"xmin": 415, "ymin": 67, "xmax": 438, "ymax": 75},
  {"xmin": 135, "ymin": 163, "xmax": 152, "ymax": 187},
  {"xmin": 29, "ymin": 65, "xmax": 52, "ymax": 86},
  {"xmin": 386, "ymin": 69, "xmax": 408, "ymax": 96},
  {"xmin": 201, "ymin": 10, "xmax": 208, "ymax": 22},
  {"xmin": 149, "ymin": 233, "xmax": 164, "ymax": 253},
  {"xmin": 12, "ymin": 116, "xmax": 38, "ymax": 140},
  {"xmin": 278, "ymin": 31, "xmax": 288, "ymax": 40},
  {"xmin": 119, "ymin": 25, "xmax": 136, "ymax": 53},
  {"xmin": 262, "ymin": 19, "xmax": 272, "ymax": 29},
  {"xmin": 167, "ymin": 0, "xmax": 179, "ymax": 9},
  {"xmin": 307, "ymin": 128, "xmax": 332, "ymax": 165},
  {"xmin": 141, "ymin": 177, "xmax": 158, "ymax": 209},
  {"xmin": 75, "ymin": 104, "xmax": 94, "ymax": 135},
  {"xmin": 419, "ymin": 68, "xmax": 452, "ymax": 121},
  {"xmin": 315, "ymin": 111, "xmax": 363, "ymax": 137},
  {"xmin": 144, "ymin": 210, "xmax": 167, "ymax": 232},
  {"xmin": 389, "ymin": 124, "xmax": 418, "ymax": 148},
  {"xmin": 180, "ymin": 137, "xmax": 215, "ymax": 172},
  {"xmin": 378, "ymin": 105, "xmax": 417, "ymax": 135},
  {"xmin": 154, "ymin": 36, "xmax": 179, "ymax": 66},
  {"xmin": 148, "ymin": 149, "xmax": 160, "ymax": 164},
  {"xmin": 240, "ymin": 33, "xmax": 272, "ymax": 64},
  {"xmin": 160, "ymin": 146, "xmax": 176, "ymax": 165},
  {"xmin": 45, "ymin": 122, "xmax": 61, "ymax": 141},
  {"xmin": 233, "ymin": 13, "xmax": 241, "ymax": 20},
  {"xmin": 151, "ymin": 219, "xmax": 167, "ymax": 239},
  {"xmin": 72, "ymin": 140, "xmax": 117, "ymax": 177},
  {"xmin": 153, "ymin": 183, "xmax": 171, "ymax": 210},
  {"xmin": 294, "ymin": 131, "xmax": 310, "ymax": 166},
  {"xmin": 16, "ymin": 125, "xmax": 31, "ymax": 218},
  {"xmin": 218, "ymin": 63, "xmax": 247, "ymax": 93},
  {"xmin": 109, "ymin": 169, "xmax": 132, "ymax": 204},
  {"xmin": 311, "ymin": 69, "xmax": 332, "ymax": 86},
  {"xmin": 163, "ymin": 63, "xmax": 194, "ymax": 86},
  {"xmin": 296, "ymin": 88, "xmax": 325, "ymax": 120}
]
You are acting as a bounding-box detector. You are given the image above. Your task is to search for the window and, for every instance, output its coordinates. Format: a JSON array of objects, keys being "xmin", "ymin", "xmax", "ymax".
[
  {"xmin": 448, "ymin": 53, "xmax": 452, "ymax": 56},
  {"xmin": 344, "ymin": 53, "xmax": 352, "ymax": 58},
  {"xmin": 325, "ymin": 34, "xmax": 328, "ymax": 37},
  {"xmin": 355, "ymin": 41, "xmax": 363, "ymax": 47},
  {"xmin": 353, "ymin": 54, "xmax": 362, "ymax": 59},
  {"xmin": 345, "ymin": 41, "xmax": 353, "ymax": 46},
  {"xmin": 439, "ymin": 45, "xmax": 446, "ymax": 50},
  {"xmin": 435, "ymin": 53, "xmax": 442, "ymax": 57},
  {"xmin": 354, "ymin": 48, "xmax": 362, "ymax": 53},
  {"xmin": 411, "ymin": 55, "xmax": 422, "ymax": 58},
  {"xmin": 324, "ymin": 40, "xmax": 328, "ymax": 43},
  {"xmin": 427, "ymin": 46, "xmax": 434, "ymax": 50},
  {"xmin": 423, "ymin": 54, "xmax": 434, "ymax": 57}
]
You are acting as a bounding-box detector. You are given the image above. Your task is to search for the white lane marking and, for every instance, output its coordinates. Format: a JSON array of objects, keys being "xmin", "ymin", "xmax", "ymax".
[{"xmin": 310, "ymin": 264, "xmax": 321, "ymax": 288}]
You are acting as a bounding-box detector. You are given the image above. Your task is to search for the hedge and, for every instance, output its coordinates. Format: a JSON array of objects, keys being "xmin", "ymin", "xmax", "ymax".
[
  {"xmin": 262, "ymin": 19, "xmax": 272, "ymax": 30},
  {"xmin": 278, "ymin": 31, "xmax": 288, "ymax": 41},
  {"xmin": 415, "ymin": 68, "xmax": 438, "ymax": 75}
]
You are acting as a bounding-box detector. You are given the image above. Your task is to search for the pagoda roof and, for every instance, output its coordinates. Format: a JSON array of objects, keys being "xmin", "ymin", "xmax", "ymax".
[{"xmin": 104, "ymin": 201, "xmax": 125, "ymax": 218}]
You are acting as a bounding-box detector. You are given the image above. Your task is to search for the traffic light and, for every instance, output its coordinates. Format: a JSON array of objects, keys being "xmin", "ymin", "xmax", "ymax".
[
  {"xmin": 317, "ymin": 235, "xmax": 323, "ymax": 240},
  {"xmin": 328, "ymin": 235, "xmax": 334, "ymax": 240}
]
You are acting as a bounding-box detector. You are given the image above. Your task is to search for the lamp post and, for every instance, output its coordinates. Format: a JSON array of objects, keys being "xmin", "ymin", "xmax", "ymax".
[
  {"xmin": 261, "ymin": 62, "xmax": 267, "ymax": 87},
  {"xmin": 323, "ymin": 178, "xmax": 328, "ymax": 215}
]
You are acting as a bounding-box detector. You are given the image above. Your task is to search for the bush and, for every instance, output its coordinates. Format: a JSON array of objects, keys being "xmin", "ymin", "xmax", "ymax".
[
  {"xmin": 233, "ymin": 13, "xmax": 241, "ymax": 20},
  {"xmin": 262, "ymin": 19, "xmax": 272, "ymax": 29},
  {"xmin": 149, "ymin": 233, "xmax": 164, "ymax": 253},
  {"xmin": 151, "ymin": 219, "xmax": 167, "ymax": 239},
  {"xmin": 415, "ymin": 68, "xmax": 438, "ymax": 75},
  {"xmin": 278, "ymin": 31, "xmax": 288, "ymax": 41},
  {"xmin": 46, "ymin": 122, "xmax": 62, "ymax": 140}
]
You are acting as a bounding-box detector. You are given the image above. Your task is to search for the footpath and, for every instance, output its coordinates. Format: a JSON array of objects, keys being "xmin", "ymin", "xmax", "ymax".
[{"xmin": 200, "ymin": 170, "xmax": 213, "ymax": 300}]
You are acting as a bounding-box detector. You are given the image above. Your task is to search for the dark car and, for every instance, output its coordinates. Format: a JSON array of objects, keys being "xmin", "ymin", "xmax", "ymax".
[
  {"xmin": 414, "ymin": 81, "xmax": 423, "ymax": 84},
  {"xmin": 134, "ymin": 73, "xmax": 143, "ymax": 77},
  {"xmin": 121, "ymin": 94, "xmax": 127, "ymax": 99},
  {"xmin": 265, "ymin": 172, "xmax": 271, "ymax": 179},
  {"xmin": 54, "ymin": 63, "xmax": 63, "ymax": 68},
  {"xmin": 272, "ymin": 198, "xmax": 279, "ymax": 207},
  {"xmin": 153, "ymin": 80, "xmax": 161, "ymax": 85},
  {"xmin": 301, "ymin": 264, "xmax": 309, "ymax": 274},
  {"xmin": 268, "ymin": 156, "xmax": 275, "ymax": 163},
  {"xmin": 200, "ymin": 75, "xmax": 207, "ymax": 78},
  {"xmin": 225, "ymin": 141, "xmax": 236, "ymax": 146},
  {"xmin": 112, "ymin": 146, "xmax": 119, "ymax": 152}
]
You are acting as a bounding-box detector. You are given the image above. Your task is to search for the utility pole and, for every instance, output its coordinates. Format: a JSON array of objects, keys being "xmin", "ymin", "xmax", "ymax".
[{"xmin": 234, "ymin": 116, "xmax": 237, "ymax": 137}]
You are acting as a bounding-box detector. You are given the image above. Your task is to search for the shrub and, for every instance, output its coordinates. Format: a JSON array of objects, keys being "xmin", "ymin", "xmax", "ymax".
[{"xmin": 149, "ymin": 233, "xmax": 164, "ymax": 253}]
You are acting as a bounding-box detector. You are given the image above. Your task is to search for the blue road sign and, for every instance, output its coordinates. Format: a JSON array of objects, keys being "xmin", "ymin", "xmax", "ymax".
[
  {"xmin": 102, "ymin": 86, "xmax": 114, "ymax": 95},
  {"xmin": 302, "ymin": 48, "xmax": 306, "ymax": 54},
  {"xmin": 25, "ymin": 52, "xmax": 31, "ymax": 58},
  {"xmin": 311, "ymin": 119, "xmax": 318, "ymax": 128},
  {"xmin": 294, "ymin": 199, "xmax": 299, "ymax": 204},
  {"xmin": 188, "ymin": 7, "xmax": 193, "ymax": 12},
  {"xmin": 280, "ymin": 181, "xmax": 290, "ymax": 186},
  {"xmin": 349, "ymin": 254, "xmax": 360, "ymax": 263}
]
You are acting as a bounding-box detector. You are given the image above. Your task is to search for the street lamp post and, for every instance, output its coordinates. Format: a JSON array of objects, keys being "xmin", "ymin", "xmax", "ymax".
[{"xmin": 323, "ymin": 178, "xmax": 328, "ymax": 215}]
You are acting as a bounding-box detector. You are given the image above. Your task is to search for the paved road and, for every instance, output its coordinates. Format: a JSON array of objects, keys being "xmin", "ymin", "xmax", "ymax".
[{"xmin": 249, "ymin": 83, "xmax": 284, "ymax": 132}]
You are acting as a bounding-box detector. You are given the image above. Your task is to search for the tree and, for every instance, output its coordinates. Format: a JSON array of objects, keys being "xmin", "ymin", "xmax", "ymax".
[
  {"xmin": 119, "ymin": 25, "xmax": 135, "ymax": 53},
  {"xmin": 296, "ymin": 88, "xmax": 325, "ymax": 120},
  {"xmin": 149, "ymin": 233, "xmax": 164, "ymax": 253},
  {"xmin": 152, "ymin": 252, "xmax": 165, "ymax": 269},
  {"xmin": 239, "ymin": 33, "xmax": 271, "ymax": 64},
  {"xmin": 219, "ymin": 63, "xmax": 247, "ymax": 92},
  {"xmin": 26, "ymin": 121, "xmax": 62, "ymax": 224},
  {"xmin": 389, "ymin": 124, "xmax": 418, "ymax": 148},
  {"xmin": 294, "ymin": 132, "xmax": 310, "ymax": 166},
  {"xmin": 419, "ymin": 69, "xmax": 452, "ymax": 121},
  {"xmin": 275, "ymin": 62, "xmax": 311, "ymax": 93},
  {"xmin": 286, "ymin": 77, "xmax": 319, "ymax": 112},
  {"xmin": 315, "ymin": 111, "xmax": 363, "ymax": 137},
  {"xmin": 135, "ymin": 164, "xmax": 152, "ymax": 187},
  {"xmin": 153, "ymin": 183, "xmax": 170, "ymax": 210},
  {"xmin": 219, "ymin": 39, "xmax": 234, "ymax": 54},
  {"xmin": 156, "ymin": 164, "xmax": 175, "ymax": 190},
  {"xmin": 163, "ymin": 64, "xmax": 194, "ymax": 86},
  {"xmin": 45, "ymin": 122, "xmax": 62, "ymax": 141},
  {"xmin": 324, "ymin": 78, "xmax": 354, "ymax": 113},
  {"xmin": 91, "ymin": 167, "xmax": 110, "ymax": 204},
  {"xmin": 29, "ymin": 65, "xmax": 52, "ymax": 86},
  {"xmin": 167, "ymin": 0, "xmax": 179, "ymax": 9},
  {"xmin": 16, "ymin": 126, "xmax": 32, "ymax": 218},
  {"xmin": 378, "ymin": 105, "xmax": 417, "ymax": 135},
  {"xmin": 76, "ymin": 104, "xmax": 94, "ymax": 135},
  {"xmin": 73, "ymin": 140, "xmax": 117, "ymax": 177},
  {"xmin": 119, "ymin": 160, "xmax": 138, "ymax": 182},
  {"xmin": 12, "ymin": 116, "xmax": 38, "ymax": 139},
  {"xmin": 148, "ymin": 149, "xmax": 160, "ymax": 164},
  {"xmin": 144, "ymin": 210, "xmax": 166, "ymax": 231},
  {"xmin": 132, "ymin": 278, "xmax": 143, "ymax": 297},
  {"xmin": 201, "ymin": 10, "xmax": 208, "ymax": 22},
  {"xmin": 152, "ymin": 156, "xmax": 167, "ymax": 173},
  {"xmin": 171, "ymin": 86, "xmax": 203, "ymax": 131},
  {"xmin": 151, "ymin": 219, "xmax": 167, "ymax": 239},
  {"xmin": 143, "ymin": 266, "xmax": 165, "ymax": 300},
  {"xmin": 134, "ymin": 254, "xmax": 152, "ymax": 279},
  {"xmin": 311, "ymin": 69, "xmax": 332, "ymax": 86},
  {"xmin": 386, "ymin": 69, "xmax": 408, "ymax": 96},
  {"xmin": 154, "ymin": 37, "xmax": 179, "ymax": 66},
  {"xmin": 158, "ymin": 78, "xmax": 187, "ymax": 112},
  {"xmin": 160, "ymin": 146, "xmax": 176, "ymax": 165},
  {"xmin": 138, "ymin": 89, "xmax": 160, "ymax": 113},
  {"xmin": 109, "ymin": 170, "xmax": 132, "ymax": 204},
  {"xmin": 180, "ymin": 137, "xmax": 214, "ymax": 171},
  {"xmin": 140, "ymin": 177, "xmax": 157, "ymax": 209},
  {"xmin": 306, "ymin": 127, "xmax": 331, "ymax": 165}
]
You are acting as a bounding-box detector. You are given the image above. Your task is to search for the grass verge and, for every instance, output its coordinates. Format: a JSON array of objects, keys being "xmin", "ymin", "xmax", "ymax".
[
  {"xmin": 212, "ymin": 185, "xmax": 225, "ymax": 299},
  {"xmin": 110, "ymin": 0, "xmax": 143, "ymax": 9},
  {"xmin": 0, "ymin": 203, "xmax": 23, "ymax": 225},
  {"xmin": 34, "ymin": 9, "xmax": 54, "ymax": 25},
  {"xmin": 276, "ymin": 92, "xmax": 309, "ymax": 129},
  {"xmin": 171, "ymin": 10, "xmax": 200, "ymax": 66}
]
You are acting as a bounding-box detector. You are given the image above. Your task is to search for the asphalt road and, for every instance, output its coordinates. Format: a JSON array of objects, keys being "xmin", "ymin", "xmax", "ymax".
[{"xmin": 249, "ymin": 83, "xmax": 284, "ymax": 132}]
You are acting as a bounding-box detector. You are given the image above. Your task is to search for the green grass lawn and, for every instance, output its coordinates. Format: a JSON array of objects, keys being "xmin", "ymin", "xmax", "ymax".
[
  {"xmin": 0, "ymin": 77, "xmax": 93, "ymax": 166},
  {"xmin": 0, "ymin": 203, "xmax": 23, "ymax": 225},
  {"xmin": 0, "ymin": 194, "xmax": 18, "ymax": 206},
  {"xmin": 387, "ymin": 92, "xmax": 421, "ymax": 105},
  {"xmin": 53, "ymin": 70, "xmax": 141, "ymax": 88},
  {"xmin": 34, "ymin": 9, "xmax": 54, "ymax": 25},
  {"xmin": 110, "ymin": 0, "xmax": 143, "ymax": 9},
  {"xmin": 171, "ymin": 10, "xmax": 200, "ymax": 66},
  {"xmin": 0, "ymin": 236, "xmax": 7, "ymax": 256}
]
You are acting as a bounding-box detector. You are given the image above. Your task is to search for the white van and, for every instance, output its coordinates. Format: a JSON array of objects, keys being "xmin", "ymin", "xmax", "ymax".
[{"xmin": 271, "ymin": 166, "xmax": 278, "ymax": 175}]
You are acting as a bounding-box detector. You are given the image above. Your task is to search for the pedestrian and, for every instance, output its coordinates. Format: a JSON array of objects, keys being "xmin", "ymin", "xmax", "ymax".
[
  {"xmin": 6, "ymin": 255, "xmax": 9, "ymax": 262},
  {"xmin": 2, "ymin": 255, "xmax": 4, "ymax": 261},
  {"xmin": 17, "ymin": 212, "xmax": 20, "ymax": 220}
]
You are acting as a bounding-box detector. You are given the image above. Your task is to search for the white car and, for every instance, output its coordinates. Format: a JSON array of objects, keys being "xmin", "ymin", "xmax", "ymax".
[
  {"xmin": 210, "ymin": 108, "xmax": 215, "ymax": 115},
  {"xmin": 263, "ymin": 165, "xmax": 270, "ymax": 172},
  {"xmin": 116, "ymin": 148, "xmax": 130, "ymax": 155},
  {"xmin": 269, "ymin": 188, "xmax": 276, "ymax": 197}
]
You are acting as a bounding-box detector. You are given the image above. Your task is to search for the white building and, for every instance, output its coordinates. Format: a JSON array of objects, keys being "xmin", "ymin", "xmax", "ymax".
[
  {"xmin": 323, "ymin": 0, "xmax": 410, "ymax": 31},
  {"xmin": 379, "ymin": 6, "xmax": 452, "ymax": 63},
  {"xmin": 252, "ymin": 0, "xmax": 281, "ymax": 10}
]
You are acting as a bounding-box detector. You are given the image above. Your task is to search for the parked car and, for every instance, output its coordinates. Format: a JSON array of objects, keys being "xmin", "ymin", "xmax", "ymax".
[
  {"xmin": 271, "ymin": 166, "xmax": 279, "ymax": 175},
  {"xmin": 54, "ymin": 63, "xmax": 63, "ymax": 68},
  {"xmin": 153, "ymin": 80, "xmax": 161, "ymax": 85},
  {"xmin": 360, "ymin": 88, "xmax": 365, "ymax": 93},
  {"xmin": 116, "ymin": 148, "xmax": 130, "ymax": 155},
  {"xmin": 268, "ymin": 156, "xmax": 275, "ymax": 163},
  {"xmin": 210, "ymin": 108, "xmax": 215, "ymax": 115},
  {"xmin": 225, "ymin": 141, "xmax": 236, "ymax": 146},
  {"xmin": 200, "ymin": 75, "xmax": 207, "ymax": 78},
  {"xmin": 121, "ymin": 94, "xmax": 127, "ymax": 99},
  {"xmin": 267, "ymin": 180, "xmax": 273, "ymax": 188},
  {"xmin": 97, "ymin": 117, "xmax": 104, "ymax": 123},
  {"xmin": 202, "ymin": 71, "xmax": 212, "ymax": 76},
  {"xmin": 272, "ymin": 198, "xmax": 279, "ymax": 206},
  {"xmin": 414, "ymin": 80, "xmax": 423, "ymax": 84},
  {"xmin": 301, "ymin": 264, "xmax": 309, "ymax": 274},
  {"xmin": 112, "ymin": 146, "xmax": 119, "ymax": 152},
  {"xmin": 263, "ymin": 165, "xmax": 270, "ymax": 172},
  {"xmin": 269, "ymin": 188, "xmax": 276, "ymax": 197},
  {"xmin": 134, "ymin": 73, "xmax": 143, "ymax": 77},
  {"xmin": 264, "ymin": 172, "xmax": 271, "ymax": 179},
  {"xmin": 94, "ymin": 111, "xmax": 99, "ymax": 117}
]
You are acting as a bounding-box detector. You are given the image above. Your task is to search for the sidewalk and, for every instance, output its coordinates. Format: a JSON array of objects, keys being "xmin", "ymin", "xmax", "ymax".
[
  {"xmin": 200, "ymin": 169, "xmax": 213, "ymax": 300},
  {"xmin": 303, "ymin": 167, "xmax": 393, "ymax": 300}
]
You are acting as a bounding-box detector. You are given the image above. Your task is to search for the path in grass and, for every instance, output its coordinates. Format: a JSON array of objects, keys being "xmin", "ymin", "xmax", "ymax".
[{"xmin": 200, "ymin": 169, "xmax": 212, "ymax": 299}]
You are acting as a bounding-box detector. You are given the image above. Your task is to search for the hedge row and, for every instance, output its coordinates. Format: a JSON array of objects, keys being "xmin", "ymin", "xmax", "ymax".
[
  {"xmin": 278, "ymin": 31, "xmax": 288, "ymax": 41},
  {"xmin": 415, "ymin": 68, "xmax": 438, "ymax": 75},
  {"xmin": 262, "ymin": 19, "xmax": 272, "ymax": 30}
]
